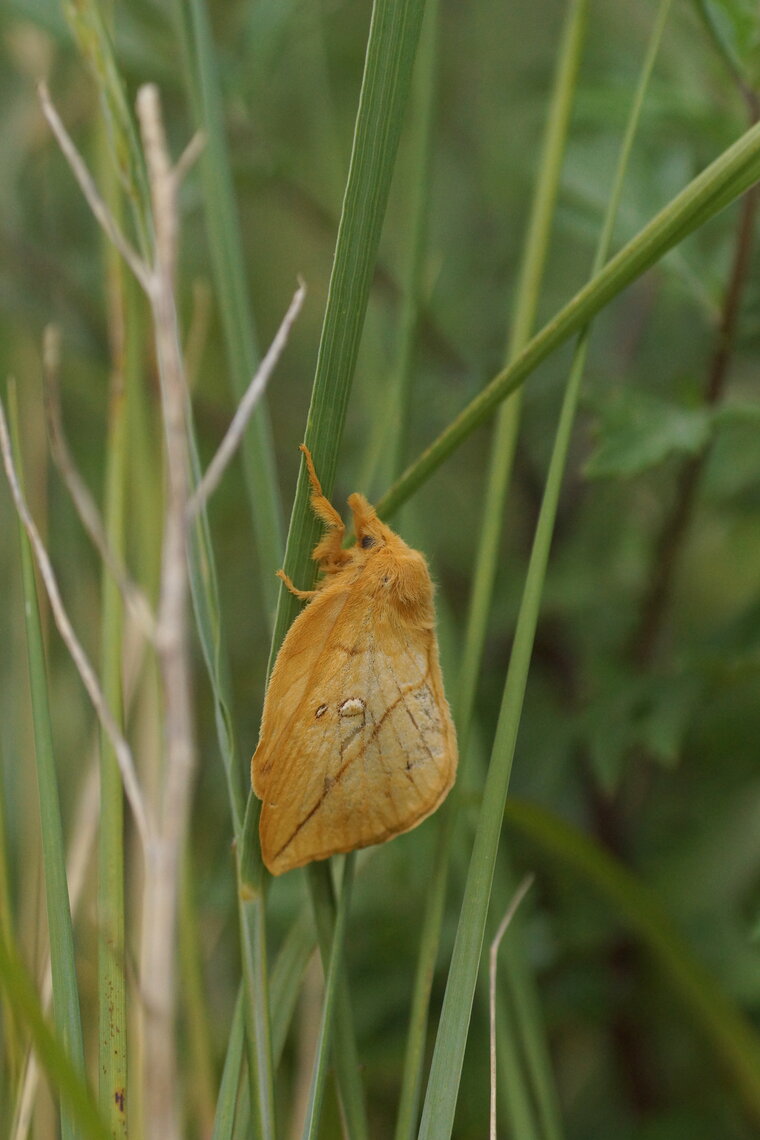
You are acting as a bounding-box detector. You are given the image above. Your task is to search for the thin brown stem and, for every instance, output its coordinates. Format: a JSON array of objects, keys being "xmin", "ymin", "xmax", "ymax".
[{"xmin": 630, "ymin": 179, "xmax": 759, "ymax": 667}]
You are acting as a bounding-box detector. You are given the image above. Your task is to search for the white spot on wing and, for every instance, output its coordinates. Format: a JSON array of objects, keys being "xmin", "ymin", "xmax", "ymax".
[{"xmin": 338, "ymin": 697, "xmax": 365, "ymax": 717}]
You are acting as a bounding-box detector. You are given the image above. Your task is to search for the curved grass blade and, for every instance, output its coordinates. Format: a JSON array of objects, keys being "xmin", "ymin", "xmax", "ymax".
[
  {"xmin": 378, "ymin": 113, "xmax": 760, "ymax": 520},
  {"xmin": 0, "ymin": 931, "xmax": 107, "ymax": 1140}
]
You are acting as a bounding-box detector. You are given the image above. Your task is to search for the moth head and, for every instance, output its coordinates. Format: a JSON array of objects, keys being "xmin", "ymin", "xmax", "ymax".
[
  {"xmin": 347, "ymin": 492, "xmax": 434, "ymax": 625},
  {"xmin": 347, "ymin": 493, "xmax": 401, "ymax": 557}
]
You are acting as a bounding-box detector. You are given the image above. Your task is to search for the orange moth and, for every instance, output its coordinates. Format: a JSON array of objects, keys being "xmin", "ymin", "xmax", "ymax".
[{"xmin": 252, "ymin": 445, "xmax": 457, "ymax": 876}]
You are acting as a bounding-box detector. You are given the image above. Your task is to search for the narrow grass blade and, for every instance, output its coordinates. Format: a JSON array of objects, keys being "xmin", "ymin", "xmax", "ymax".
[
  {"xmin": 300, "ymin": 855, "xmax": 356, "ymax": 1140},
  {"xmin": 94, "ymin": 165, "xmax": 140, "ymax": 1133},
  {"xmin": 385, "ymin": 0, "xmax": 440, "ymax": 489},
  {"xmin": 378, "ymin": 113, "xmax": 760, "ymax": 520},
  {"xmin": 306, "ymin": 862, "xmax": 368, "ymax": 1140},
  {"xmin": 212, "ymin": 915, "xmax": 317, "ymax": 1140},
  {"xmin": 395, "ymin": 4, "xmax": 588, "ymax": 1136},
  {"xmin": 505, "ymin": 797, "xmax": 760, "ymax": 1125},
  {"xmin": 8, "ymin": 383, "xmax": 85, "ymax": 1140},
  {"xmin": 237, "ymin": 799, "xmax": 276, "ymax": 1140},
  {"xmin": 417, "ymin": 326, "xmax": 586, "ymax": 1140},
  {"xmin": 174, "ymin": 0, "xmax": 284, "ymax": 616},
  {"xmin": 0, "ymin": 932, "xmax": 107, "ymax": 1140},
  {"xmin": 270, "ymin": 911, "xmax": 318, "ymax": 1065},
  {"xmin": 418, "ymin": 6, "xmax": 675, "ymax": 1131},
  {"xmin": 62, "ymin": 0, "xmax": 152, "ymax": 254},
  {"xmin": 186, "ymin": 428, "xmax": 246, "ymax": 834},
  {"xmin": 268, "ymin": 0, "xmax": 431, "ymax": 663},
  {"xmin": 0, "ymin": 743, "xmax": 23, "ymax": 1103},
  {"xmin": 97, "ymin": 372, "xmax": 129, "ymax": 1138},
  {"xmin": 211, "ymin": 989, "xmax": 246, "ymax": 1140},
  {"xmin": 240, "ymin": 2, "xmax": 431, "ymax": 1134},
  {"xmin": 184, "ymin": 375, "xmax": 277, "ymax": 1139}
]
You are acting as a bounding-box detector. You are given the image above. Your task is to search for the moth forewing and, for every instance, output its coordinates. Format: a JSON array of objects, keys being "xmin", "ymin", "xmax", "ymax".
[{"xmin": 252, "ymin": 446, "xmax": 457, "ymax": 876}]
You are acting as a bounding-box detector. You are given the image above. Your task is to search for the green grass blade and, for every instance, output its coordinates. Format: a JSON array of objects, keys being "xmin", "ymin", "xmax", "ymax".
[
  {"xmin": 385, "ymin": 0, "xmax": 440, "ymax": 489},
  {"xmin": 184, "ymin": 350, "xmax": 277, "ymax": 1138},
  {"xmin": 300, "ymin": 855, "xmax": 356, "ymax": 1140},
  {"xmin": 418, "ymin": 7, "xmax": 675, "ymax": 1129},
  {"xmin": 94, "ymin": 141, "xmax": 140, "ymax": 1129},
  {"xmin": 187, "ymin": 432, "xmax": 246, "ymax": 835},
  {"xmin": 0, "ymin": 932, "xmax": 109, "ymax": 1140},
  {"xmin": 393, "ymin": 810, "xmax": 452, "ymax": 1140},
  {"xmin": 502, "ymin": 927, "xmax": 561, "ymax": 1140},
  {"xmin": 0, "ymin": 744, "xmax": 20, "ymax": 1094},
  {"xmin": 62, "ymin": 0, "xmax": 151, "ymax": 254},
  {"xmin": 492, "ymin": 986, "xmax": 538, "ymax": 1140},
  {"xmin": 496, "ymin": 9, "xmax": 674, "ymax": 1135},
  {"xmin": 395, "ymin": 5, "xmax": 587, "ymax": 1136},
  {"xmin": 267, "ymin": 0, "xmax": 431, "ymax": 663},
  {"xmin": 270, "ymin": 911, "xmax": 318, "ymax": 1065},
  {"xmin": 8, "ymin": 383, "xmax": 85, "ymax": 1140},
  {"xmin": 174, "ymin": 0, "xmax": 284, "ymax": 616},
  {"xmin": 505, "ymin": 797, "xmax": 760, "ymax": 1125},
  {"xmin": 306, "ymin": 862, "xmax": 368, "ymax": 1140},
  {"xmin": 418, "ymin": 320, "xmax": 586, "ymax": 1140},
  {"xmin": 457, "ymin": 0, "xmax": 589, "ymax": 754},
  {"xmin": 211, "ymin": 988, "xmax": 247, "ymax": 1140},
  {"xmin": 237, "ymin": 799, "xmax": 276, "ymax": 1140},
  {"xmin": 97, "ymin": 369, "xmax": 129, "ymax": 1138},
  {"xmin": 212, "ymin": 914, "xmax": 317, "ymax": 1140},
  {"xmin": 240, "ymin": 1, "xmax": 431, "ymax": 1133},
  {"xmin": 378, "ymin": 113, "xmax": 760, "ymax": 519},
  {"xmin": 183, "ymin": 353, "xmax": 276, "ymax": 1137}
]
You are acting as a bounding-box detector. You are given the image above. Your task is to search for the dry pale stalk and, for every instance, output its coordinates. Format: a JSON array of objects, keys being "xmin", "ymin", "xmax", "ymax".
[
  {"xmin": 38, "ymin": 82, "xmax": 151, "ymax": 293},
  {"xmin": 33, "ymin": 79, "xmax": 301, "ymax": 1138},
  {"xmin": 135, "ymin": 83, "xmax": 197, "ymax": 1140},
  {"xmin": 0, "ymin": 397, "xmax": 151, "ymax": 851},
  {"xmin": 188, "ymin": 277, "xmax": 307, "ymax": 518}
]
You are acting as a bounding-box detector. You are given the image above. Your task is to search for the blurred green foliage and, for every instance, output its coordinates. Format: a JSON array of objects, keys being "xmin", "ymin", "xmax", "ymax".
[{"xmin": 1, "ymin": 0, "xmax": 760, "ymax": 1137}]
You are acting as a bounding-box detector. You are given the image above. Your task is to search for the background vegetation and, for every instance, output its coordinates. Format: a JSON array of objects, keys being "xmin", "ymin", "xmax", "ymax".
[{"xmin": 1, "ymin": 0, "xmax": 760, "ymax": 1137}]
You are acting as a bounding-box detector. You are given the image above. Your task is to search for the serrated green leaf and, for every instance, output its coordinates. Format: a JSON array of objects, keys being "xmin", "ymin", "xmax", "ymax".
[{"xmin": 585, "ymin": 390, "xmax": 712, "ymax": 478}]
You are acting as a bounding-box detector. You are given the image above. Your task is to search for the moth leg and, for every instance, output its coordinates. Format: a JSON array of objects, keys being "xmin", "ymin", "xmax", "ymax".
[
  {"xmin": 276, "ymin": 568, "xmax": 317, "ymax": 600},
  {"xmin": 299, "ymin": 444, "xmax": 349, "ymax": 570}
]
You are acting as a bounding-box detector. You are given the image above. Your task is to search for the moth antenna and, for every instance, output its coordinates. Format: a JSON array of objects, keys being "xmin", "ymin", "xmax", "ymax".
[
  {"xmin": 299, "ymin": 444, "xmax": 344, "ymax": 530},
  {"xmin": 348, "ymin": 492, "xmax": 377, "ymax": 537},
  {"xmin": 299, "ymin": 444, "xmax": 347, "ymax": 568}
]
